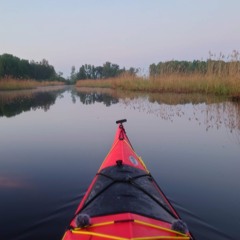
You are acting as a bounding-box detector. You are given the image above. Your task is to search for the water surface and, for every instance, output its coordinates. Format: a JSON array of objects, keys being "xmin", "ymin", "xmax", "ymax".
[{"xmin": 0, "ymin": 86, "xmax": 239, "ymax": 240}]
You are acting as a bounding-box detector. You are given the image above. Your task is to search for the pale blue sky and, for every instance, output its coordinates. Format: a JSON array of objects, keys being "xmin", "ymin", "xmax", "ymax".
[{"xmin": 1, "ymin": 0, "xmax": 239, "ymax": 77}]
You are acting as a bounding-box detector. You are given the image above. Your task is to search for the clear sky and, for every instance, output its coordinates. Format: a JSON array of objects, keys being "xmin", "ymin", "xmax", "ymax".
[{"xmin": 1, "ymin": 0, "xmax": 240, "ymax": 77}]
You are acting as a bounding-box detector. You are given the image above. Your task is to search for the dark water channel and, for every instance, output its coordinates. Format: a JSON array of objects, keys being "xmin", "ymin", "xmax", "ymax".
[{"xmin": 0, "ymin": 86, "xmax": 240, "ymax": 240}]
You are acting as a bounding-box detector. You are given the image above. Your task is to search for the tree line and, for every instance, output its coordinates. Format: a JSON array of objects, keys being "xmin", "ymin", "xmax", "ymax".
[
  {"xmin": 0, "ymin": 53, "xmax": 64, "ymax": 81},
  {"xmin": 70, "ymin": 62, "xmax": 138, "ymax": 83},
  {"xmin": 0, "ymin": 53, "xmax": 138, "ymax": 83},
  {"xmin": 149, "ymin": 59, "xmax": 240, "ymax": 77},
  {"xmin": 0, "ymin": 89, "xmax": 65, "ymax": 117},
  {"xmin": 149, "ymin": 60, "xmax": 207, "ymax": 76},
  {"xmin": 5, "ymin": 53, "xmax": 238, "ymax": 83}
]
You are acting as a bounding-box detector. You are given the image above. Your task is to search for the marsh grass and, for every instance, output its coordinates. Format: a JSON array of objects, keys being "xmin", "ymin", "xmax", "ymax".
[
  {"xmin": 76, "ymin": 51, "xmax": 240, "ymax": 98},
  {"xmin": 76, "ymin": 79, "xmax": 113, "ymax": 88},
  {"xmin": 76, "ymin": 72, "xmax": 240, "ymax": 96},
  {"xmin": 0, "ymin": 78, "xmax": 65, "ymax": 91}
]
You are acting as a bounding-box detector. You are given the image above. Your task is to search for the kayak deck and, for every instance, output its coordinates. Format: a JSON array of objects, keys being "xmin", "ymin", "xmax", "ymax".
[
  {"xmin": 62, "ymin": 120, "xmax": 194, "ymax": 240},
  {"xmin": 64, "ymin": 213, "xmax": 190, "ymax": 240}
]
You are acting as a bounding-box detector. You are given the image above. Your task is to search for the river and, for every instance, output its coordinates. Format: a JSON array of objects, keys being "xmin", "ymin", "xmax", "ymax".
[{"xmin": 0, "ymin": 86, "xmax": 239, "ymax": 240}]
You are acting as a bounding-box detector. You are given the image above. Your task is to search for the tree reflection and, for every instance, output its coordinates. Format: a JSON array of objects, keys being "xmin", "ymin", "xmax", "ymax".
[
  {"xmin": 74, "ymin": 88, "xmax": 240, "ymax": 138},
  {"xmin": 73, "ymin": 88, "xmax": 119, "ymax": 106},
  {"xmin": 1, "ymin": 87, "xmax": 239, "ymax": 140},
  {"xmin": 122, "ymin": 96, "xmax": 240, "ymax": 139},
  {"xmin": 0, "ymin": 87, "xmax": 66, "ymax": 118}
]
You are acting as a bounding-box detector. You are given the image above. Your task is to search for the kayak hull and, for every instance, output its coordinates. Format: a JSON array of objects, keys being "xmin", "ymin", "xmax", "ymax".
[{"xmin": 62, "ymin": 120, "xmax": 193, "ymax": 240}]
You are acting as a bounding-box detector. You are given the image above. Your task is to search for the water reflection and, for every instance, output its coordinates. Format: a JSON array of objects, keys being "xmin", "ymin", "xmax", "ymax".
[
  {"xmin": 123, "ymin": 98, "xmax": 240, "ymax": 133},
  {"xmin": 204, "ymin": 102, "xmax": 240, "ymax": 132},
  {"xmin": 1, "ymin": 86, "xmax": 239, "ymax": 240},
  {"xmin": 0, "ymin": 86, "xmax": 67, "ymax": 118},
  {"xmin": 1, "ymin": 86, "xmax": 239, "ymax": 136},
  {"xmin": 73, "ymin": 87, "xmax": 119, "ymax": 106},
  {"xmin": 75, "ymin": 87, "xmax": 240, "ymax": 136}
]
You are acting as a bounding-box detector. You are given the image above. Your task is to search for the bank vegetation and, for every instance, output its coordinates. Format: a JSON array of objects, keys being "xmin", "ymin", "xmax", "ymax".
[
  {"xmin": 0, "ymin": 53, "xmax": 66, "ymax": 90},
  {"xmin": 0, "ymin": 78, "xmax": 65, "ymax": 91},
  {"xmin": 76, "ymin": 51, "xmax": 240, "ymax": 100}
]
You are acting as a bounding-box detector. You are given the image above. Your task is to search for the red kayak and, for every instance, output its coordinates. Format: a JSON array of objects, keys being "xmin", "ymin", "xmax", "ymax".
[{"xmin": 62, "ymin": 119, "xmax": 194, "ymax": 240}]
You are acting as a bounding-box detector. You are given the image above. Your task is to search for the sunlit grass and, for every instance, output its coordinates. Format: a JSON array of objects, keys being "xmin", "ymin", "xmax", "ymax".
[
  {"xmin": 76, "ymin": 79, "xmax": 113, "ymax": 88},
  {"xmin": 0, "ymin": 78, "xmax": 65, "ymax": 91},
  {"xmin": 148, "ymin": 74, "xmax": 238, "ymax": 95},
  {"xmin": 75, "ymin": 52, "xmax": 240, "ymax": 98},
  {"xmin": 76, "ymin": 72, "xmax": 240, "ymax": 96}
]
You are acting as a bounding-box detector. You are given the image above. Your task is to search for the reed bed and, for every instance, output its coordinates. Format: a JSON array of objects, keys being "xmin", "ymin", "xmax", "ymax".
[
  {"xmin": 148, "ymin": 74, "xmax": 238, "ymax": 95},
  {"xmin": 76, "ymin": 73, "xmax": 240, "ymax": 95},
  {"xmin": 76, "ymin": 58, "xmax": 240, "ymax": 99},
  {"xmin": 0, "ymin": 78, "xmax": 65, "ymax": 91},
  {"xmin": 76, "ymin": 79, "xmax": 113, "ymax": 88}
]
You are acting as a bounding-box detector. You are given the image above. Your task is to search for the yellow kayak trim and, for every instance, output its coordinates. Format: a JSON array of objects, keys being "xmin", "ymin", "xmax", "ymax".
[
  {"xmin": 71, "ymin": 229, "xmax": 190, "ymax": 240},
  {"xmin": 70, "ymin": 219, "xmax": 190, "ymax": 240},
  {"xmin": 134, "ymin": 219, "xmax": 188, "ymax": 237},
  {"xmin": 71, "ymin": 230, "xmax": 128, "ymax": 240}
]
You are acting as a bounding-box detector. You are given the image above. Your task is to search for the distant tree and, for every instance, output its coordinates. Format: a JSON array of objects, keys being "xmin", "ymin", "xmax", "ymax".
[
  {"xmin": 127, "ymin": 67, "xmax": 139, "ymax": 76},
  {"xmin": 18, "ymin": 59, "xmax": 31, "ymax": 78},
  {"xmin": 70, "ymin": 66, "xmax": 77, "ymax": 83},
  {"xmin": 84, "ymin": 64, "xmax": 93, "ymax": 79},
  {"xmin": 0, "ymin": 54, "xmax": 21, "ymax": 78},
  {"xmin": 71, "ymin": 66, "xmax": 75, "ymax": 77},
  {"xmin": 58, "ymin": 71, "xmax": 63, "ymax": 77},
  {"xmin": 77, "ymin": 65, "xmax": 87, "ymax": 80},
  {"xmin": 149, "ymin": 60, "xmax": 208, "ymax": 77},
  {"xmin": 94, "ymin": 66, "xmax": 103, "ymax": 79},
  {"xmin": 0, "ymin": 53, "xmax": 64, "ymax": 81},
  {"xmin": 75, "ymin": 62, "xmax": 139, "ymax": 81},
  {"xmin": 149, "ymin": 64, "xmax": 157, "ymax": 77},
  {"xmin": 29, "ymin": 59, "xmax": 55, "ymax": 80},
  {"xmin": 102, "ymin": 62, "xmax": 120, "ymax": 78}
]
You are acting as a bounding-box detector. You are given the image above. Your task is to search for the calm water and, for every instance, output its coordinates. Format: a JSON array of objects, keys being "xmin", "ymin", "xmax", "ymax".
[{"xmin": 0, "ymin": 86, "xmax": 239, "ymax": 240}]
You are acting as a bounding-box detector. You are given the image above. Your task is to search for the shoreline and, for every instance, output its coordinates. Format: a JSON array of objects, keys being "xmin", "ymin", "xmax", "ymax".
[
  {"xmin": 75, "ymin": 75, "xmax": 240, "ymax": 102},
  {"xmin": 0, "ymin": 79, "xmax": 66, "ymax": 91}
]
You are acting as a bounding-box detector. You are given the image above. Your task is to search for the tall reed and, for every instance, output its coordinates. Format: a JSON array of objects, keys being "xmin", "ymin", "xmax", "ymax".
[{"xmin": 76, "ymin": 51, "xmax": 240, "ymax": 98}]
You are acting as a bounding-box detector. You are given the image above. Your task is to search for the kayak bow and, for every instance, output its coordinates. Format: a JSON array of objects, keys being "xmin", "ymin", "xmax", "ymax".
[{"xmin": 62, "ymin": 119, "xmax": 194, "ymax": 240}]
